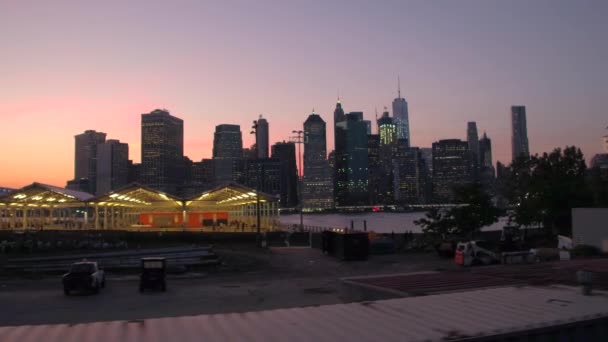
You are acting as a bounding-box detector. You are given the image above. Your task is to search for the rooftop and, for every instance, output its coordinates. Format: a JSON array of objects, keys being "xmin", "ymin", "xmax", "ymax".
[{"xmin": 0, "ymin": 286, "xmax": 606, "ymax": 341}]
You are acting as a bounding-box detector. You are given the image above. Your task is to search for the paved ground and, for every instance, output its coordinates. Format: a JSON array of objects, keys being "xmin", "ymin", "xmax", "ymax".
[
  {"xmin": 0, "ymin": 247, "xmax": 455, "ymax": 326},
  {"xmin": 346, "ymin": 258, "xmax": 608, "ymax": 297}
]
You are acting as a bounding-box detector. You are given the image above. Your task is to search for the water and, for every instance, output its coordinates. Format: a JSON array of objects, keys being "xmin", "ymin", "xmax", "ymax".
[{"xmin": 279, "ymin": 212, "xmax": 508, "ymax": 234}]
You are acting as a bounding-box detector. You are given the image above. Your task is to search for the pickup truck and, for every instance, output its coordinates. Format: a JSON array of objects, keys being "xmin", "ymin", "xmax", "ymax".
[{"xmin": 63, "ymin": 261, "xmax": 105, "ymax": 295}]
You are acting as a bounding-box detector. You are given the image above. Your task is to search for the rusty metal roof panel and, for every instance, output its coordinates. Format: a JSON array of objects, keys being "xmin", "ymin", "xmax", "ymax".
[{"xmin": 1, "ymin": 286, "xmax": 608, "ymax": 342}]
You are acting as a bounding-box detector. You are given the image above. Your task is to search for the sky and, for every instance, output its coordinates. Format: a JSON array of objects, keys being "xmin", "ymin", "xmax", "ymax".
[{"xmin": 1, "ymin": 0, "xmax": 607, "ymax": 188}]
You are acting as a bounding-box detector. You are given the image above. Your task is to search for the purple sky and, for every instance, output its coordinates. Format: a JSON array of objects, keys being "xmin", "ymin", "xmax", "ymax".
[{"xmin": 1, "ymin": 0, "xmax": 607, "ymax": 188}]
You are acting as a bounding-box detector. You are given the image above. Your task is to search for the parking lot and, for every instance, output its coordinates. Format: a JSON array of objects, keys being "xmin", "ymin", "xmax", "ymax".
[{"xmin": 0, "ymin": 247, "xmax": 454, "ymax": 326}]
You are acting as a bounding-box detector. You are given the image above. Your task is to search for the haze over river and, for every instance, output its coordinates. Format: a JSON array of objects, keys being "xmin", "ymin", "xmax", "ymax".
[{"xmin": 280, "ymin": 212, "xmax": 508, "ymax": 234}]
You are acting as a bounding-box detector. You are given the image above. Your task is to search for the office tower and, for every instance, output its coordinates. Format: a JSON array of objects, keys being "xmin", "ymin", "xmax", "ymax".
[
  {"xmin": 333, "ymin": 98, "xmax": 345, "ymax": 156},
  {"xmin": 432, "ymin": 139, "xmax": 472, "ymax": 203},
  {"xmin": 255, "ymin": 115, "xmax": 269, "ymax": 159},
  {"xmin": 333, "ymin": 100, "xmax": 345, "ymax": 205},
  {"xmin": 393, "ymin": 146, "xmax": 430, "ymax": 204},
  {"xmin": 511, "ymin": 106, "xmax": 530, "ymax": 161},
  {"xmin": 213, "ymin": 124, "xmax": 243, "ymax": 159},
  {"xmin": 369, "ymin": 110, "xmax": 398, "ymax": 205},
  {"xmin": 212, "ymin": 124, "xmax": 243, "ymax": 184},
  {"xmin": 419, "ymin": 147, "xmax": 433, "ymax": 176},
  {"xmin": 242, "ymin": 158, "xmax": 282, "ymax": 196},
  {"xmin": 141, "ymin": 109, "xmax": 184, "ymax": 194},
  {"xmin": 378, "ymin": 110, "xmax": 397, "ymax": 146},
  {"xmin": 392, "ymin": 77, "xmax": 410, "ymax": 147},
  {"xmin": 242, "ymin": 145, "xmax": 257, "ymax": 160},
  {"xmin": 271, "ymin": 142, "xmax": 298, "ymax": 207},
  {"xmin": 478, "ymin": 132, "xmax": 496, "ymax": 194},
  {"xmin": 363, "ymin": 120, "xmax": 372, "ymax": 135},
  {"xmin": 334, "ymin": 110, "xmax": 369, "ymax": 206},
  {"xmin": 479, "ymin": 132, "xmax": 493, "ymax": 169},
  {"xmin": 127, "ymin": 161, "xmax": 140, "ymax": 183},
  {"xmin": 302, "ymin": 113, "xmax": 333, "ymax": 210},
  {"xmin": 467, "ymin": 122, "xmax": 480, "ymax": 164},
  {"xmin": 73, "ymin": 130, "xmax": 106, "ymax": 194},
  {"xmin": 367, "ymin": 134, "xmax": 381, "ymax": 204},
  {"xmin": 96, "ymin": 139, "xmax": 129, "ymax": 195}
]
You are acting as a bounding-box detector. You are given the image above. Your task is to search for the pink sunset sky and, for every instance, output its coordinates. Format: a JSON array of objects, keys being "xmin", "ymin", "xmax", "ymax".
[{"xmin": 1, "ymin": 0, "xmax": 607, "ymax": 189}]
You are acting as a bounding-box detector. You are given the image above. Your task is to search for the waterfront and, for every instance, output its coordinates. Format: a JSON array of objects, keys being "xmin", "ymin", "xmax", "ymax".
[{"xmin": 279, "ymin": 212, "xmax": 508, "ymax": 233}]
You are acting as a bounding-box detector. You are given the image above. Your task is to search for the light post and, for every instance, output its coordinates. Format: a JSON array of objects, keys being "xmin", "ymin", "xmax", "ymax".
[
  {"xmin": 291, "ymin": 130, "xmax": 304, "ymax": 230},
  {"xmin": 251, "ymin": 118, "xmax": 262, "ymax": 247}
]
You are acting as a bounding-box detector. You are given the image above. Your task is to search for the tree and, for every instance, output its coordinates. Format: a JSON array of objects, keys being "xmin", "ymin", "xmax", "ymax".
[
  {"xmin": 416, "ymin": 183, "xmax": 500, "ymax": 240},
  {"xmin": 414, "ymin": 207, "xmax": 455, "ymax": 240},
  {"xmin": 450, "ymin": 183, "xmax": 501, "ymax": 239},
  {"xmin": 506, "ymin": 146, "xmax": 593, "ymax": 236}
]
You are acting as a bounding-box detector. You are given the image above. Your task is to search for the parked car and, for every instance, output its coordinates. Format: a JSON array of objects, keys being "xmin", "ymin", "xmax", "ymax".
[
  {"xmin": 139, "ymin": 257, "xmax": 166, "ymax": 292},
  {"xmin": 63, "ymin": 261, "xmax": 105, "ymax": 295}
]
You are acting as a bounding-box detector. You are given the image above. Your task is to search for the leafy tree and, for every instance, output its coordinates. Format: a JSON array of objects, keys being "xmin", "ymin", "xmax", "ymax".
[
  {"xmin": 414, "ymin": 207, "xmax": 455, "ymax": 240},
  {"xmin": 416, "ymin": 183, "xmax": 500, "ymax": 240},
  {"xmin": 450, "ymin": 183, "xmax": 501, "ymax": 239},
  {"xmin": 506, "ymin": 146, "xmax": 592, "ymax": 236}
]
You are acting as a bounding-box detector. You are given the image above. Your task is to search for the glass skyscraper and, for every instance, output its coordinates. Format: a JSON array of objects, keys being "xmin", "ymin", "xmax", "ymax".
[
  {"xmin": 392, "ymin": 80, "xmax": 410, "ymax": 147},
  {"xmin": 141, "ymin": 109, "xmax": 184, "ymax": 194},
  {"xmin": 303, "ymin": 112, "xmax": 333, "ymax": 209},
  {"xmin": 432, "ymin": 139, "xmax": 472, "ymax": 203},
  {"xmin": 212, "ymin": 124, "xmax": 243, "ymax": 185},
  {"xmin": 511, "ymin": 106, "xmax": 530, "ymax": 161},
  {"xmin": 74, "ymin": 130, "xmax": 106, "ymax": 194},
  {"xmin": 96, "ymin": 139, "xmax": 129, "ymax": 195}
]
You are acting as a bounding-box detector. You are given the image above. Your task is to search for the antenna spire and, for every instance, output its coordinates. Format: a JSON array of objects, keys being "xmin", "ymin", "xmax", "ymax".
[{"xmin": 398, "ymin": 76, "xmax": 401, "ymax": 98}]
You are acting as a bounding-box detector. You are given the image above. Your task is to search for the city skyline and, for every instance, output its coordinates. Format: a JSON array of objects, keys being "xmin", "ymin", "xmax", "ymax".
[{"xmin": 1, "ymin": 0, "xmax": 607, "ymax": 188}]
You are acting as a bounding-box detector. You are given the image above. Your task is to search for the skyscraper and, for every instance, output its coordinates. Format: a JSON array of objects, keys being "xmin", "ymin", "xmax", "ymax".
[
  {"xmin": 367, "ymin": 134, "xmax": 381, "ymax": 204},
  {"xmin": 96, "ymin": 139, "xmax": 129, "ymax": 195},
  {"xmin": 255, "ymin": 115, "xmax": 269, "ymax": 159},
  {"xmin": 141, "ymin": 109, "xmax": 184, "ymax": 194},
  {"xmin": 271, "ymin": 142, "xmax": 298, "ymax": 207},
  {"xmin": 393, "ymin": 146, "xmax": 430, "ymax": 204},
  {"xmin": 392, "ymin": 77, "xmax": 410, "ymax": 147},
  {"xmin": 432, "ymin": 139, "xmax": 472, "ymax": 203},
  {"xmin": 479, "ymin": 132, "xmax": 493, "ymax": 169},
  {"xmin": 74, "ymin": 130, "xmax": 106, "ymax": 194},
  {"xmin": 511, "ymin": 106, "xmax": 530, "ymax": 161},
  {"xmin": 478, "ymin": 132, "xmax": 496, "ymax": 194},
  {"xmin": 467, "ymin": 122, "xmax": 480, "ymax": 164},
  {"xmin": 378, "ymin": 110, "xmax": 397, "ymax": 146},
  {"xmin": 334, "ymin": 109, "xmax": 369, "ymax": 206},
  {"xmin": 303, "ymin": 112, "xmax": 333, "ymax": 209},
  {"xmin": 334, "ymin": 98, "xmax": 344, "ymax": 151},
  {"xmin": 212, "ymin": 124, "xmax": 243, "ymax": 184}
]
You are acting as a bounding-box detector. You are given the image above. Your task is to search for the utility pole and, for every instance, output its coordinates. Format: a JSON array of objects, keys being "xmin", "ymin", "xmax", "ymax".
[
  {"xmin": 251, "ymin": 118, "xmax": 262, "ymax": 247},
  {"xmin": 291, "ymin": 130, "xmax": 304, "ymax": 230}
]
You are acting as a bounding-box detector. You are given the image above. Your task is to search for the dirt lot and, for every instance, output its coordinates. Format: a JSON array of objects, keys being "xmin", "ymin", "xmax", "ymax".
[{"xmin": 0, "ymin": 247, "xmax": 455, "ymax": 326}]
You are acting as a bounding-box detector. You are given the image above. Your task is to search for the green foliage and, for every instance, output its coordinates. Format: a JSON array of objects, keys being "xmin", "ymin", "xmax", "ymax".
[
  {"xmin": 450, "ymin": 183, "xmax": 501, "ymax": 239},
  {"xmin": 505, "ymin": 146, "xmax": 593, "ymax": 236},
  {"xmin": 413, "ymin": 207, "xmax": 455, "ymax": 240},
  {"xmin": 416, "ymin": 183, "xmax": 500, "ymax": 240}
]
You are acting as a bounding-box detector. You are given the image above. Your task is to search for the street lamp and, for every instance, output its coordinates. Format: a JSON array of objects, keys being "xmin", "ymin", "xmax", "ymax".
[
  {"xmin": 251, "ymin": 119, "xmax": 262, "ymax": 246},
  {"xmin": 291, "ymin": 130, "xmax": 304, "ymax": 230}
]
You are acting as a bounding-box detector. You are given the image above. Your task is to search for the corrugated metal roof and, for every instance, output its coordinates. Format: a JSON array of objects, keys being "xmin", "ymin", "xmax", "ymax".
[
  {"xmin": 1, "ymin": 286, "xmax": 607, "ymax": 341},
  {"xmin": 0, "ymin": 182, "xmax": 94, "ymax": 203}
]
